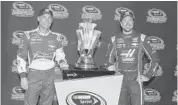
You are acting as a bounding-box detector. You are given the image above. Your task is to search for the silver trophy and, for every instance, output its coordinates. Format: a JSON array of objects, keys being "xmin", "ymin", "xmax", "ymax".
[
  {"xmin": 74, "ymin": 5, "xmax": 102, "ymax": 70},
  {"xmin": 75, "ymin": 22, "xmax": 101, "ymax": 70}
]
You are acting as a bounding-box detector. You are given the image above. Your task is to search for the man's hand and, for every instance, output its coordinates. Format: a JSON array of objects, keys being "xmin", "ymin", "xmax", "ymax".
[
  {"xmin": 108, "ymin": 65, "xmax": 116, "ymax": 71},
  {"xmin": 137, "ymin": 75, "xmax": 149, "ymax": 82},
  {"xmin": 60, "ymin": 62, "xmax": 69, "ymax": 70},
  {"xmin": 115, "ymin": 71, "xmax": 122, "ymax": 75},
  {"xmin": 21, "ymin": 77, "xmax": 28, "ymax": 90}
]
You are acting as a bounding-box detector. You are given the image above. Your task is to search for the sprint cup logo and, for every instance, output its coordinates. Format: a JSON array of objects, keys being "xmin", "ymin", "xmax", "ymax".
[
  {"xmin": 147, "ymin": 8, "xmax": 167, "ymax": 23},
  {"xmin": 66, "ymin": 91, "xmax": 107, "ymax": 105},
  {"xmin": 12, "ymin": 30, "xmax": 25, "ymax": 47},
  {"xmin": 11, "ymin": 86, "xmax": 25, "ymax": 100},
  {"xmin": 12, "ymin": 2, "xmax": 35, "ymax": 17},
  {"xmin": 172, "ymin": 90, "xmax": 177, "ymax": 102},
  {"xmin": 144, "ymin": 88, "xmax": 161, "ymax": 102},
  {"xmin": 114, "ymin": 7, "xmax": 134, "ymax": 21},
  {"xmin": 48, "ymin": 4, "xmax": 69, "ymax": 19},
  {"xmin": 82, "ymin": 5, "xmax": 102, "ymax": 21},
  {"xmin": 143, "ymin": 63, "xmax": 163, "ymax": 76},
  {"xmin": 147, "ymin": 36, "xmax": 165, "ymax": 52}
]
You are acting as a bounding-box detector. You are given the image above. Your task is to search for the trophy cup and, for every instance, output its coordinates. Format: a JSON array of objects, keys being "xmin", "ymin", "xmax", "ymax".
[{"xmin": 74, "ymin": 5, "xmax": 102, "ymax": 70}]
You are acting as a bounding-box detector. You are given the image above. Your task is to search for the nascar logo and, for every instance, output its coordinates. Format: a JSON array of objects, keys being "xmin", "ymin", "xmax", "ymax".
[
  {"xmin": 66, "ymin": 91, "xmax": 107, "ymax": 105},
  {"xmin": 11, "ymin": 86, "xmax": 25, "ymax": 100},
  {"xmin": 11, "ymin": 1, "xmax": 35, "ymax": 17},
  {"xmin": 48, "ymin": 4, "xmax": 69, "ymax": 19},
  {"xmin": 12, "ymin": 30, "xmax": 25, "ymax": 47},
  {"xmin": 144, "ymin": 88, "xmax": 161, "ymax": 102},
  {"xmin": 82, "ymin": 5, "xmax": 102, "ymax": 21},
  {"xmin": 147, "ymin": 36, "xmax": 165, "ymax": 51},
  {"xmin": 147, "ymin": 8, "xmax": 167, "ymax": 23}
]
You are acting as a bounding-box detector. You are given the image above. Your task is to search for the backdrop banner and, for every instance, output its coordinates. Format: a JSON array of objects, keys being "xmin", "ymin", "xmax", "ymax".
[{"xmin": 1, "ymin": 1, "xmax": 177, "ymax": 105}]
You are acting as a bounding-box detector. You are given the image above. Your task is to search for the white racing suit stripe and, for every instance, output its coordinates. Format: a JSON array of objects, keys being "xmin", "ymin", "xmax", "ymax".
[
  {"xmin": 138, "ymin": 35, "xmax": 144, "ymax": 105},
  {"xmin": 17, "ymin": 55, "xmax": 27, "ymax": 73},
  {"xmin": 55, "ymin": 48, "xmax": 67, "ymax": 64}
]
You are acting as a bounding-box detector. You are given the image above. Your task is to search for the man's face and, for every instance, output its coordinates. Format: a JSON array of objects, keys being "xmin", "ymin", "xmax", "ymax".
[
  {"xmin": 38, "ymin": 14, "xmax": 53, "ymax": 29},
  {"xmin": 120, "ymin": 16, "xmax": 134, "ymax": 32}
]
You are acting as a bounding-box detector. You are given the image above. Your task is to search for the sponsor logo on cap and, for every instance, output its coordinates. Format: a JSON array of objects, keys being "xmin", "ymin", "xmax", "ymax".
[
  {"xmin": 11, "ymin": 86, "xmax": 25, "ymax": 100},
  {"xmin": 11, "ymin": 1, "xmax": 35, "ymax": 17},
  {"xmin": 82, "ymin": 5, "xmax": 102, "ymax": 21},
  {"xmin": 147, "ymin": 8, "xmax": 167, "ymax": 23},
  {"xmin": 172, "ymin": 90, "xmax": 177, "ymax": 102},
  {"xmin": 48, "ymin": 4, "xmax": 69, "ymax": 19},
  {"xmin": 144, "ymin": 88, "xmax": 161, "ymax": 102},
  {"xmin": 147, "ymin": 36, "xmax": 165, "ymax": 51},
  {"xmin": 66, "ymin": 91, "xmax": 107, "ymax": 105}
]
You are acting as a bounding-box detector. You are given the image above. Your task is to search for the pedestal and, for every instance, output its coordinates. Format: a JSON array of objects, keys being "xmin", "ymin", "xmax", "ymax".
[{"xmin": 54, "ymin": 75, "xmax": 123, "ymax": 105}]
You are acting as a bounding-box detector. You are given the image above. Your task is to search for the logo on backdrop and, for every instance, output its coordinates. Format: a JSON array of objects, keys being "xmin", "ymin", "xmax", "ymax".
[
  {"xmin": 146, "ymin": 8, "xmax": 167, "ymax": 23},
  {"xmin": 12, "ymin": 30, "xmax": 25, "ymax": 48},
  {"xmin": 144, "ymin": 88, "xmax": 161, "ymax": 102},
  {"xmin": 172, "ymin": 90, "xmax": 177, "ymax": 102},
  {"xmin": 66, "ymin": 91, "xmax": 107, "ymax": 105},
  {"xmin": 81, "ymin": 5, "xmax": 102, "ymax": 21},
  {"xmin": 48, "ymin": 4, "xmax": 69, "ymax": 19},
  {"xmin": 114, "ymin": 7, "xmax": 134, "ymax": 21},
  {"xmin": 143, "ymin": 63, "xmax": 163, "ymax": 76},
  {"xmin": 11, "ymin": 86, "xmax": 25, "ymax": 100},
  {"xmin": 147, "ymin": 36, "xmax": 165, "ymax": 53},
  {"xmin": 12, "ymin": 1, "xmax": 35, "ymax": 17}
]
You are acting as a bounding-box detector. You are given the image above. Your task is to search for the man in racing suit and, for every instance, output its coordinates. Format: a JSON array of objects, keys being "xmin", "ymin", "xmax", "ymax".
[
  {"xmin": 106, "ymin": 7, "xmax": 159, "ymax": 105},
  {"xmin": 16, "ymin": 8, "xmax": 69, "ymax": 105}
]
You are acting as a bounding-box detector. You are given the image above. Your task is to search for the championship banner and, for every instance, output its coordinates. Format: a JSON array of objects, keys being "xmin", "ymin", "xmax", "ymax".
[{"xmin": 54, "ymin": 75, "xmax": 123, "ymax": 105}]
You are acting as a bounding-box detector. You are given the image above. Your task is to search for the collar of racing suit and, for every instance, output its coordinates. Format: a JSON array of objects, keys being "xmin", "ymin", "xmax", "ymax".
[
  {"xmin": 36, "ymin": 27, "xmax": 51, "ymax": 36},
  {"xmin": 121, "ymin": 29, "xmax": 136, "ymax": 38}
]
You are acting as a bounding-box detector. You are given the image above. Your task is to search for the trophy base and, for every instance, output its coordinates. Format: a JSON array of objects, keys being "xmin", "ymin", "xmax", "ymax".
[
  {"xmin": 74, "ymin": 64, "xmax": 99, "ymax": 71},
  {"xmin": 74, "ymin": 56, "xmax": 99, "ymax": 70}
]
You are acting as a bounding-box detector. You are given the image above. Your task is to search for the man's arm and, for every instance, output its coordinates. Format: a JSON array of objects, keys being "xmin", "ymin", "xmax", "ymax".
[
  {"xmin": 16, "ymin": 31, "xmax": 29, "ymax": 78},
  {"xmin": 141, "ymin": 34, "xmax": 160, "ymax": 79},
  {"xmin": 55, "ymin": 33, "xmax": 69, "ymax": 68},
  {"xmin": 105, "ymin": 36, "xmax": 117, "ymax": 70}
]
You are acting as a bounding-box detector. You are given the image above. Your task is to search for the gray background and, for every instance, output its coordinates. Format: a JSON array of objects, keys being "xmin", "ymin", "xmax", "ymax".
[{"xmin": 1, "ymin": 1, "xmax": 177, "ymax": 105}]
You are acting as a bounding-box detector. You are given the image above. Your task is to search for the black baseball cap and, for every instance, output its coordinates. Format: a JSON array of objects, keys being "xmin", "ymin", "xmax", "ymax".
[{"xmin": 38, "ymin": 8, "xmax": 53, "ymax": 17}]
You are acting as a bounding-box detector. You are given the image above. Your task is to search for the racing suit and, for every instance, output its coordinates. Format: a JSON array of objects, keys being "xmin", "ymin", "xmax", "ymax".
[
  {"xmin": 106, "ymin": 30, "xmax": 159, "ymax": 105},
  {"xmin": 17, "ymin": 27, "xmax": 68, "ymax": 105}
]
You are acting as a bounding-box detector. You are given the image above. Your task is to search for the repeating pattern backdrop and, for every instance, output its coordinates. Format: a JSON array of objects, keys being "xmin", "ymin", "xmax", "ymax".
[{"xmin": 1, "ymin": 1, "xmax": 177, "ymax": 105}]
